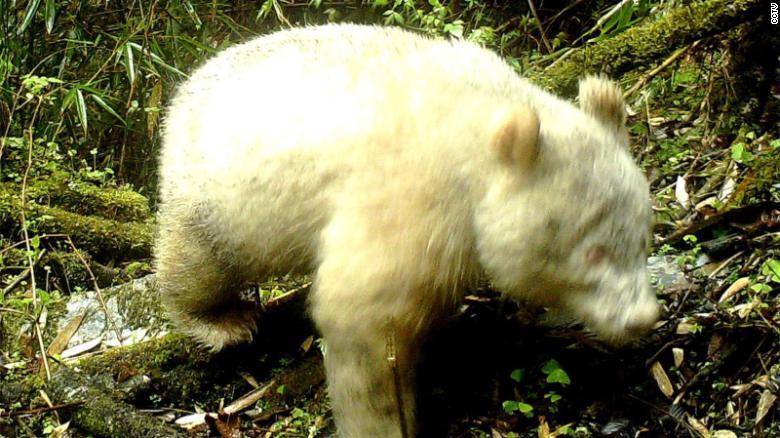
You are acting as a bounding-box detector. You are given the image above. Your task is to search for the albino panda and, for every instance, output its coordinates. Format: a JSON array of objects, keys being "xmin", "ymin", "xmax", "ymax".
[{"xmin": 155, "ymin": 24, "xmax": 659, "ymax": 438}]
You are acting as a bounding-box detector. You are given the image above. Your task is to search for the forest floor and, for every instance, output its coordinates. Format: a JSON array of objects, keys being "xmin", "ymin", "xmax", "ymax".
[{"xmin": 2, "ymin": 22, "xmax": 780, "ymax": 438}]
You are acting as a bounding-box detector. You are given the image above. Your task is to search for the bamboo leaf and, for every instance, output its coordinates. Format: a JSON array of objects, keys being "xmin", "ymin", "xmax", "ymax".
[
  {"xmin": 128, "ymin": 42, "xmax": 187, "ymax": 77},
  {"xmin": 124, "ymin": 43, "xmax": 135, "ymax": 84},
  {"xmin": 75, "ymin": 88, "xmax": 88, "ymax": 135},
  {"xmin": 176, "ymin": 35, "xmax": 218, "ymax": 55},
  {"xmin": 61, "ymin": 87, "xmax": 77, "ymax": 113},
  {"xmin": 257, "ymin": 0, "xmax": 274, "ymax": 20},
  {"xmin": 617, "ymin": 2, "xmax": 635, "ymax": 30},
  {"xmin": 181, "ymin": 0, "xmax": 202, "ymax": 28},
  {"xmin": 17, "ymin": 0, "xmax": 42, "ymax": 35},
  {"xmin": 90, "ymin": 94, "xmax": 126, "ymax": 126},
  {"xmin": 44, "ymin": 0, "xmax": 56, "ymax": 33},
  {"xmin": 146, "ymin": 81, "xmax": 163, "ymax": 138}
]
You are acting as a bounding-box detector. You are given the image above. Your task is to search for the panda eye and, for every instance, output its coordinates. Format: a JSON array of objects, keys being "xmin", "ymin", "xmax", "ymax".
[{"xmin": 586, "ymin": 246, "xmax": 607, "ymax": 265}]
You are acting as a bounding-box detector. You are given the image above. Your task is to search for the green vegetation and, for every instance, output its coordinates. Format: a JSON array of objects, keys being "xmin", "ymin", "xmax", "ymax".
[
  {"xmin": 1, "ymin": 1, "xmax": 778, "ymax": 437},
  {"xmin": 502, "ymin": 359, "xmax": 571, "ymax": 423}
]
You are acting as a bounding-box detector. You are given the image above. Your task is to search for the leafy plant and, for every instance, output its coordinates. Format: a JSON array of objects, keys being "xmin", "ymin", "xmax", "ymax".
[
  {"xmin": 762, "ymin": 259, "xmax": 780, "ymax": 282},
  {"xmin": 731, "ymin": 142, "xmax": 754, "ymax": 164},
  {"xmin": 502, "ymin": 400, "xmax": 534, "ymax": 418},
  {"xmin": 503, "ymin": 359, "xmax": 572, "ymax": 423},
  {"xmin": 541, "ymin": 359, "xmax": 571, "ymax": 386}
]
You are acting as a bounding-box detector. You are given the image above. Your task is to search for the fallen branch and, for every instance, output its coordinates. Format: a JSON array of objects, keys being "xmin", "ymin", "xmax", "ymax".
[
  {"xmin": 64, "ymin": 236, "xmax": 124, "ymax": 344},
  {"xmin": 262, "ymin": 282, "xmax": 312, "ymax": 311},
  {"xmin": 1, "ymin": 248, "xmax": 46, "ymax": 296},
  {"xmin": 0, "ymin": 400, "xmax": 85, "ymax": 417},
  {"xmin": 661, "ymin": 201, "xmax": 780, "ymax": 245},
  {"xmin": 527, "ymin": 0, "xmax": 553, "ymax": 54},
  {"xmin": 623, "ymin": 41, "xmax": 700, "ymax": 98}
]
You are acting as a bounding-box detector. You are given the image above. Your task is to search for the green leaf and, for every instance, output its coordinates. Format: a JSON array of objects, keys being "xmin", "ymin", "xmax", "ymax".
[
  {"xmin": 502, "ymin": 400, "xmax": 519, "ymax": 413},
  {"xmin": 616, "ymin": 1, "xmax": 635, "ymax": 29},
  {"xmin": 176, "ymin": 35, "xmax": 218, "ymax": 55},
  {"xmin": 731, "ymin": 143, "xmax": 753, "ymax": 163},
  {"xmin": 383, "ymin": 10, "xmax": 404, "ymax": 25},
  {"xmin": 127, "ymin": 42, "xmax": 186, "ymax": 77},
  {"xmin": 750, "ymin": 283, "xmax": 771, "ymax": 294},
  {"xmin": 31, "ymin": 235, "xmax": 40, "ymax": 249},
  {"xmin": 257, "ymin": 0, "xmax": 274, "ymax": 20},
  {"xmin": 510, "ymin": 368, "xmax": 525, "ymax": 383},
  {"xmin": 542, "ymin": 359, "xmax": 571, "ymax": 385},
  {"xmin": 682, "ymin": 234, "xmax": 698, "ymax": 245},
  {"xmin": 17, "ymin": 0, "xmax": 41, "ymax": 35},
  {"xmin": 443, "ymin": 20, "xmax": 464, "ymax": 39},
  {"xmin": 762, "ymin": 259, "xmax": 780, "ymax": 281},
  {"xmin": 731, "ymin": 143, "xmax": 744, "ymax": 157},
  {"xmin": 505, "ymin": 400, "xmax": 534, "ymax": 418},
  {"xmin": 546, "ymin": 369, "xmax": 571, "ymax": 386},
  {"xmin": 181, "ymin": 0, "xmax": 202, "ymax": 28},
  {"xmin": 75, "ymin": 88, "xmax": 88, "ymax": 135},
  {"xmin": 123, "ymin": 43, "xmax": 135, "ymax": 84},
  {"xmin": 61, "ymin": 88, "xmax": 76, "ymax": 113},
  {"xmin": 44, "ymin": 0, "xmax": 56, "ymax": 33},
  {"xmin": 517, "ymin": 402, "xmax": 533, "ymax": 414},
  {"xmin": 600, "ymin": 9, "xmax": 620, "ymax": 34},
  {"xmin": 541, "ymin": 359, "xmax": 562, "ymax": 375},
  {"xmin": 90, "ymin": 94, "xmax": 126, "ymax": 126}
]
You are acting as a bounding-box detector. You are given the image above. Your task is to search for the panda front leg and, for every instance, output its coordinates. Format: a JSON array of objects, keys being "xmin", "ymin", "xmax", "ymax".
[
  {"xmin": 314, "ymin": 306, "xmax": 419, "ymax": 437},
  {"xmin": 310, "ymin": 218, "xmax": 439, "ymax": 437},
  {"xmin": 156, "ymin": 207, "xmax": 258, "ymax": 350}
]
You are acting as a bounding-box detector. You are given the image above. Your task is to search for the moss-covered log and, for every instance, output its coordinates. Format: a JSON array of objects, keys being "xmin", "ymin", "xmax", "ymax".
[
  {"xmin": 34, "ymin": 204, "xmax": 153, "ymax": 260},
  {"xmin": 0, "ymin": 189, "xmax": 153, "ymax": 262},
  {"xmin": 21, "ymin": 172, "xmax": 151, "ymax": 222},
  {"xmin": 535, "ymin": 0, "xmax": 763, "ymax": 96}
]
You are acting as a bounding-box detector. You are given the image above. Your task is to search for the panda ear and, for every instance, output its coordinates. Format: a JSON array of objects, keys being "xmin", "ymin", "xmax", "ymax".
[
  {"xmin": 492, "ymin": 106, "xmax": 540, "ymax": 170},
  {"xmin": 578, "ymin": 75, "xmax": 627, "ymax": 133}
]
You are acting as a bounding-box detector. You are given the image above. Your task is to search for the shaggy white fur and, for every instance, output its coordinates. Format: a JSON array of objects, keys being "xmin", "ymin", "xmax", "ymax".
[{"xmin": 156, "ymin": 24, "xmax": 658, "ymax": 437}]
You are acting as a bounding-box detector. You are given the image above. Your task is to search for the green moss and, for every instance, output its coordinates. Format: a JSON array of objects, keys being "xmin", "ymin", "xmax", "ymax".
[
  {"xmin": 26, "ymin": 172, "xmax": 151, "ymax": 222},
  {"xmin": 72, "ymin": 394, "xmax": 182, "ymax": 437},
  {"xmin": 0, "ymin": 185, "xmax": 153, "ymax": 262},
  {"xmin": 36, "ymin": 205, "xmax": 153, "ymax": 261},
  {"xmin": 74, "ymin": 334, "xmax": 208, "ymax": 377},
  {"xmin": 536, "ymin": 0, "xmax": 762, "ymax": 96},
  {"xmin": 48, "ymin": 366, "xmax": 185, "ymax": 438},
  {"xmin": 67, "ymin": 334, "xmax": 242, "ymax": 405},
  {"xmin": 124, "ymin": 261, "xmax": 153, "ymax": 279}
]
